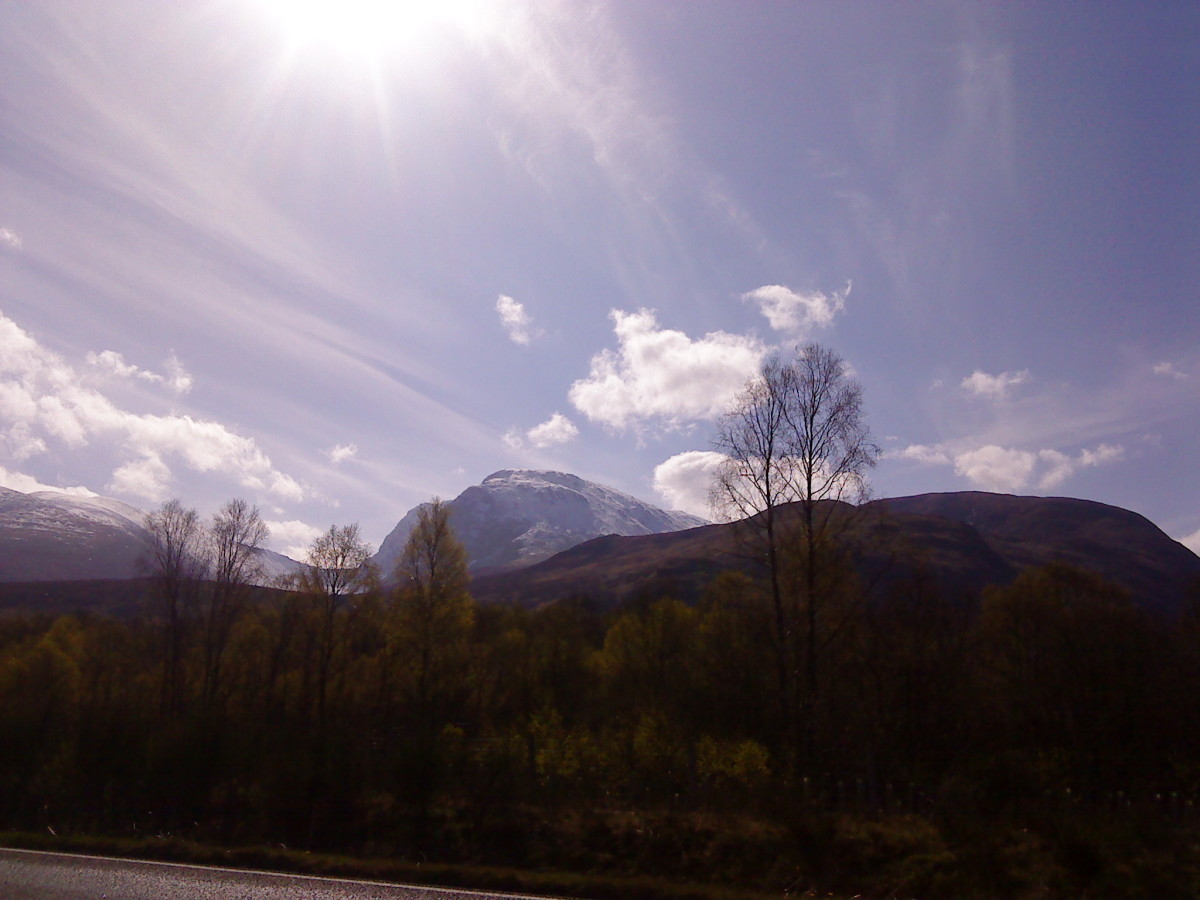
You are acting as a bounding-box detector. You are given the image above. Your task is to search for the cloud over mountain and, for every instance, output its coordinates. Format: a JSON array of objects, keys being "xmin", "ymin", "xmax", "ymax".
[
  {"xmin": 0, "ymin": 309, "xmax": 303, "ymax": 504},
  {"xmin": 898, "ymin": 440, "xmax": 1126, "ymax": 494}
]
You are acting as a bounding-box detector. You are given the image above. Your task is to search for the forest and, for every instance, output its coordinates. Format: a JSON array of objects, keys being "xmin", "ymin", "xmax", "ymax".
[{"xmin": 3, "ymin": 500, "xmax": 1200, "ymax": 898}]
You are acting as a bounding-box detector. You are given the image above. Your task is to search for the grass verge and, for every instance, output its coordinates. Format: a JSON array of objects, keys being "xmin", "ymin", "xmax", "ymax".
[{"xmin": 0, "ymin": 830, "xmax": 794, "ymax": 900}]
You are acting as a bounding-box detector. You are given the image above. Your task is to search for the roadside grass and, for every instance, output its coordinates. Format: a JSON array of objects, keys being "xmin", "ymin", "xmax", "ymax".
[
  {"xmin": 0, "ymin": 829, "xmax": 789, "ymax": 900},
  {"xmin": 5, "ymin": 800, "xmax": 1200, "ymax": 900}
]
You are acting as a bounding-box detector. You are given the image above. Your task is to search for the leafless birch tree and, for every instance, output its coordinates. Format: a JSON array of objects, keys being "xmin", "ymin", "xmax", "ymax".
[{"xmin": 711, "ymin": 343, "xmax": 879, "ymax": 768}]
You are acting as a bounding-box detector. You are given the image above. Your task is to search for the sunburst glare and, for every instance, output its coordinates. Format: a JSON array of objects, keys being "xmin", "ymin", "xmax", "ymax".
[{"xmin": 253, "ymin": 0, "xmax": 508, "ymax": 62}]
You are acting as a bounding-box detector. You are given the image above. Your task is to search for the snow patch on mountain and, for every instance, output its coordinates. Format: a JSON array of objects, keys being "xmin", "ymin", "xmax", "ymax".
[{"xmin": 373, "ymin": 469, "xmax": 708, "ymax": 576}]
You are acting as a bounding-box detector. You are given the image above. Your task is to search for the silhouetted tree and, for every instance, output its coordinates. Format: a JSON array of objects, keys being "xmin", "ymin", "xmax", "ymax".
[
  {"xmin": 296, "ymin": 523, "xmax": 376, "ymax": 730},
  {"xmin": 144, "ymin": 498, "xmax": 207, "ymax": 714},
  {"xmin": 712, "ymin": 343, "xmax": 878, "ymax": 770},
  {"xmin": 201, "ymin": 498, "xmax": 268, "ymax": 712}
]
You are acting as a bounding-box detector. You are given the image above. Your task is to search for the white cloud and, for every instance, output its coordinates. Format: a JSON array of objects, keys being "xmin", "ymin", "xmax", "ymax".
[
  {"xmin": 0, "ymin": 228, "xmax": 21, "ymax": 251},
  {"xmin": 893, "ymin": 443, "xmax": 952, "ymax": 466},
  {"xmin": 504, "ymin": 413, "xmax": 581, "ymax": 450},
  {"xmin": 1182, "ymin": 528, "xmax": 1200, "ymax": 556},
  {"xmin": 3, "ymin": 422, "xmax": 47, "ymax": 461},
  {"xmin": 86, "ymin": 349, "xmax": 193, "ymax": 394},
  {"xmin": 496, "ymin": 294, "xmax": 541, "ymax": 345},
  {"xmin": 526, "ymin": 412, "xmax": 579, "ymax": 448},
  {"xmin": 1153, "ymin": 361, "xmax": 1188, "ymax": 380},
  {"xmin": 904, "ymin": 440, "xmax": 1127, "ymax": 493},
  {"xmin": 265, "ymin": 519, "xmax": 324, "ymax": 561},
  {"xmin": 1035, "ymin": 449, "xmax": 1076, "ymax": 490},
  {"xmin": 953, "ymin": 445, "xmax": 1036, "ymax": 492},
  {"xmin": 0, "ymin": 466, "xmax": 97, "ymax": 497},
  {"xmin": 328, "ymin": 443, "xmax": 358, "ymax": 464},
  {"xmin": 163, "ymin": 354, "xmax": 194, "ymax": 393},
  {"xmin": 1078, "ymin": 442, "xmax": 1124, "ymax": 468},
  {"xmin": 960, "ymin": 369, "xmax": 1031, "ymax": 400},
  {"xmin": 569, "ymin": 309, "xmax": 766, "ymax": 431},
  {"xmin": 502, "ymin": 427, "xmax": 525, "ymax": 450},
  {"xmin": 653, "ymin": 450, "xmax": 726, "ymax": 519},
  {"xmin": 109, "ymin": 453, "xmax": 172, "ymax": 501},
  {"xmin": 742, "ymin": 282, "xmax": 849, "ymax": 337},
  {"xmin": 0, "ymin": 309, "xmax": 303, "ymax": 503}
]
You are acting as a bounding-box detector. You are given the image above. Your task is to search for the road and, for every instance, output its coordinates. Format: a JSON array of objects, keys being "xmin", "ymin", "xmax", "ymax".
[{"xmin": 0, "ymin": 848, "xmax": 559, "ymax": 900}]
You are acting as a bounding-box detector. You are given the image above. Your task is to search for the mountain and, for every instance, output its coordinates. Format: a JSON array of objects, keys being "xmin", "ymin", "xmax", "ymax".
[
  {"xmin": 0, "ymin": 487, "xmax": 304, "ymax": 585},
  {"xmin": 471, "ymin": 492, "xmax": 1200, "ymax": 614},
  {"xmin": 0, "ymin": 487, "xmax": 152, "ymax": 582},
  {"xmin": 373, "ymin": 469, "xmax": 707, "ymax": 576},
  {"xmin": 873, "ymin": 491, "xmax": 1200, "ymax": 612}
]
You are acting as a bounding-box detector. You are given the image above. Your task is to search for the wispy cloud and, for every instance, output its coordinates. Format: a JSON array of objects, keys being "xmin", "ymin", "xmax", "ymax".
[
  {"xmin": 1153, "ymin": 361, "xmax": 1189, "ymax": 380},
  {"xmin": 496, "ymin": 294, "xmax": 541, "ymax": 345},
  {"xmin": 87, "ymin": 350, "xmax": 193, "ymax": 394},
  {"xmin": 569, "ymin": 309, "xmax": 765, "ymax": 432},
  {"xmin": 0, "ymin": 309, "xmax": 304, "ymax": 504},
  {"xmin": 327, "ymin": 443, "xmax": 358, "ymax": 464},
  {"xmin": 0, "ymin": 227, "xmax": 22, "ymax": 251},
  {"xmin": 960, "ymin": 369, "xmax": 1031, "ymax": 400},
  {"xmin": 742, "ymin": 282, "xmax": 849, "ymax": 338}
]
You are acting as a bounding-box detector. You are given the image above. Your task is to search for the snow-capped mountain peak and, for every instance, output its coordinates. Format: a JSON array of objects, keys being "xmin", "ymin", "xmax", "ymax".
[{"xmin": 373, "ymin": 469, "xmax": 707, "ymax": 575}]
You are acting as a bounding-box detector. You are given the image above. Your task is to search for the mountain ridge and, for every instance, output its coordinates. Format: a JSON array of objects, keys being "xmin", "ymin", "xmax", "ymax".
[
  {"xmin": 471, "ymin": 491, "xmax": 1200, "ymax": 614},
  {"xmin": 372, "ymin": 469, "xmax": 706, "ymax": 576}
]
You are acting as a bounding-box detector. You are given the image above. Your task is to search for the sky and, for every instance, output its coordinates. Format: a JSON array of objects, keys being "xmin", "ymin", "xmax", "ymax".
[{"xmin": 1, "ymin": 0, "xmax": 1197, "ymax": 560}]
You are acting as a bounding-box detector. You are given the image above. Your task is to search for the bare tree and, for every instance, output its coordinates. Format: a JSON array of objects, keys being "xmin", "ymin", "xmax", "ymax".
[
  {"xmin": 200, "ymin": 498, "xmax": 268, "ymax": 712},
  {"xmin": 712, "ymin": 343, "xmax": 879, "ymax": 768},
  {"xmin": 144, "ymin": 498, "xmax": 208, "ymax": 714},
  {"xmin": 297, "ymin": 523, "xmax": 376, "ymax": 729}
]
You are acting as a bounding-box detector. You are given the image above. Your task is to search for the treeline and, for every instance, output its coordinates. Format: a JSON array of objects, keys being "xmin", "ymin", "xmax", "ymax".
[{"xmin": 3, "ymin": 516, "xmax": 1200, "ymax": 895}]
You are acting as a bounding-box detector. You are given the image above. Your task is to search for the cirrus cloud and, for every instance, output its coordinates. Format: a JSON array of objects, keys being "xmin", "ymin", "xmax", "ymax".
[{"xmin": 569, "ymin": 309, "xmax": 766, "ymax": 432}]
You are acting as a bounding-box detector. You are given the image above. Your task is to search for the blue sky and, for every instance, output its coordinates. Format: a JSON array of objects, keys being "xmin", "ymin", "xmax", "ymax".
[{"xmin": 1, "ymin": 0, "xmax": 1197, "ymax": 559}]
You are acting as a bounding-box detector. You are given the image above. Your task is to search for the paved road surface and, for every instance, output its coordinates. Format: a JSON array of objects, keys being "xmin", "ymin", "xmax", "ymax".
[{"xmin": 0, "ymin": 848, "xmax": 558, "ymax": 899}]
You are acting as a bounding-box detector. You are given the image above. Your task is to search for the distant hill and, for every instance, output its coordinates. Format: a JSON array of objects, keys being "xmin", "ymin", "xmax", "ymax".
[
  {"xmin": 0, "ymin": 487, "xmax": 151, "ymax": 582},
  {"xmin": 373, "ymin": 469, "xmax": 707, "ymax": 576},
  {"xmin": 0, "ymin": 487, "xmax": 303, "ymax": 585},
  {"xmin": 472, "ymin": 492, "xmax": 1200, "ymax": 614},
  {"xmin": 3, "ymin": 481, "xmax": 1196, "ymax": 620}
]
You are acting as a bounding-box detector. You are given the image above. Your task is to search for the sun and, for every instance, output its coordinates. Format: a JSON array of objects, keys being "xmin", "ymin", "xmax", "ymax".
[{"xmin": 254, "ymin": 0, "xmax": 503, "ymax": 61}]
